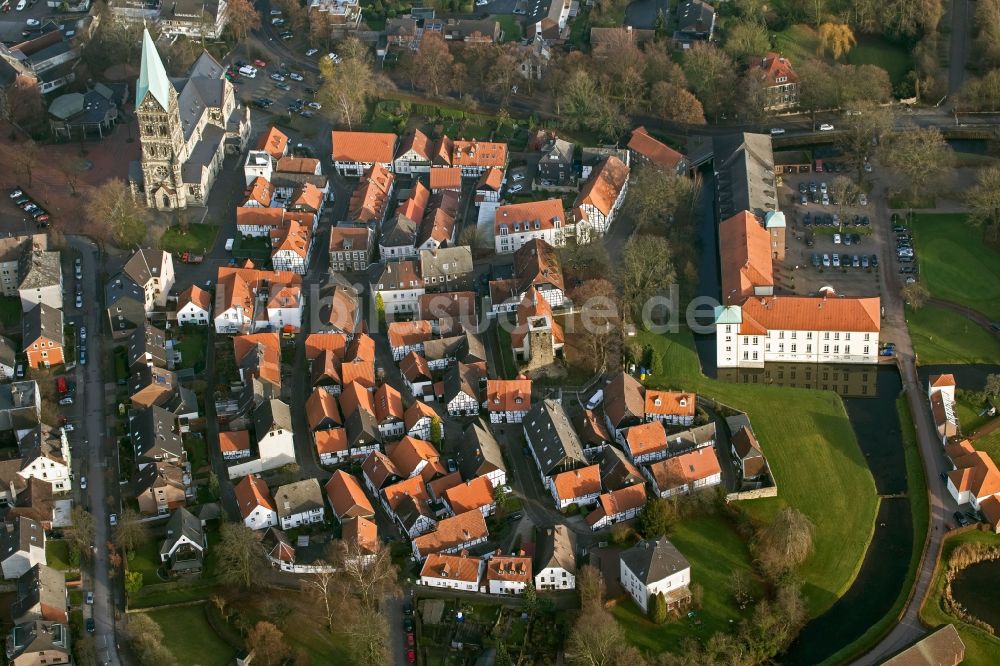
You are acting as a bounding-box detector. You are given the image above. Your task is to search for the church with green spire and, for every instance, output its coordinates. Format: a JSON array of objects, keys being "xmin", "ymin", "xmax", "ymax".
[{"xmin": 129, "ymin": 29, "xmax": 251, "ymax": 211}]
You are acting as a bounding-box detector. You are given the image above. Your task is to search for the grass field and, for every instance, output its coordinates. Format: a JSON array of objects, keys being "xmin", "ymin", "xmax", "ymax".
[
  {"xmin": 147, "ymin": 605, "xmax": 235, "ymax": 666},
  {"xmin": 919, "ymin": 530, "xmax": 1000, "ymax": 664},
  {"xmin": 636, "ymin": 328, "xmax": 878, "ymax": 617},
  {"xmin": 975, "ymin": 429, "xmax": 1000, "ymax": 470},
  {"xmin": 820, "ymin": 397, "xmax": 929, "ymax": 664},
  {"xmin": 128, "ymin": 541, "xmax": 163, "ymax": 586},
  {"xmin": 773, "ymin": 24, "xmax": 820, "ymax": 64},
  {"xmin": 846, "ymin": 36, "xmax": 913, "ymax": 87},
  {"xmin": 613, "ymin": 514, "xmax": 761, "ymax": 653},
  {"xmin": 498, "ymin": 15, "xmax": 522, "ymax": 43},
  {"xmin": 175, "ymin": 326, "xmax": 207, "ymax": 372},
  {"xmin": 911, "ymin": 213, "xmax": 1000, "ymax": 320},
  {"xmin": 161, "ymin": 223, "xmax": 219, "ymax": 255},
  {"xmin": 906, "ymin": 304, "xmax": 1000, "ymax": 365},
  {"xmin": 45, "ymin": 540, "xmax": 73, "ymax": 571}
]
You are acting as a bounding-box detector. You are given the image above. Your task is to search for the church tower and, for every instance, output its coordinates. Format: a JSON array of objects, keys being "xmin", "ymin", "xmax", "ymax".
[{"xmin": 135, "ymin": 29, "xmax": 188, "ymax": 210}]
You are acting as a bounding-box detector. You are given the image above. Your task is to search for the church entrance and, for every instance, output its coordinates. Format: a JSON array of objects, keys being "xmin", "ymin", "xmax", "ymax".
[{"xmin": 162, "ymin": 194, "xmax": 171, "ymax": 209}]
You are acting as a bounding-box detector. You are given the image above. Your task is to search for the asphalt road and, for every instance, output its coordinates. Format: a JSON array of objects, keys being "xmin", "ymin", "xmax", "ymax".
[
  {"xmin": 948, "ymin": 0, "xmax": 973, "ymax": 95},
  {"xmin": 70, "ymin": 236, "xmax": 123, "ymax": 666}
]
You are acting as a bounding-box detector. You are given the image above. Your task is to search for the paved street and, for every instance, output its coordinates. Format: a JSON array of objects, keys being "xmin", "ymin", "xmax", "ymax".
[{"xmin": 69, "ymin": 236, "xmax": 123, "ymax": 666}]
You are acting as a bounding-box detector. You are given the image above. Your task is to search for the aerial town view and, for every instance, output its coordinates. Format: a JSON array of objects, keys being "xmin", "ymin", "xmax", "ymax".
[{"xmin": 0, "ymin": 0, "xmax": 999, "ymax": 664}]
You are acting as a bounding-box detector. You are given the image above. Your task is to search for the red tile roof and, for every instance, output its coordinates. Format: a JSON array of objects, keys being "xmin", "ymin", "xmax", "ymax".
[
  {"xmin": 362, "ymin": 450, "xmax": 401, "ymax": 489},
  {"xmin": 551, "ymin": 465, "xmax": 601, "ymax": 502},
  {"xmin": 648, "ymin": 447, "xmax": 722, "ymax": 491},
  {"xmin": 644, "ymin": 390, "xmax": 696, "ymax": 418},
  {"xmin": 276, "ymin": 156, "xmax": 320, "ymax": 174},
  {"xmin": 304, "ymin": 333, "xmax": 348, "ymax": 361},
  {"xmin": 486, "ymin": 379, "xmax": 532, "ymax": 413},
  {"xmin": 429, "ymin": 167, "xmax": 464, "ymax": 191},
  {"xmin": 314, "ymin": 429, "xmax": 348, "ymax": 457},
  {"xmin": 574, "ymin": 155, "xmax": 629, "ymax": 218},
  {"xmin": 387, "ymin": 435, "xmax": 440, "ymax": 478},
  {"xmin": 244, "ymin": 176, "xmax": 275, "ymax": 207},
  {"xmin": 451, "ymin": 139, "xmax": 508, "ymax": 169},
  {"xmin": 343, "ymin": 516, "xmax": 379, "ymax": 552},
  {"xmin": 485, "ymin": 555, "xmax": 532, "ymax": 583},
  {"xmin": 628, "ymin": 126, "xmax": 687, "ymax": 172},
  {"xmin": 234, "ymin": 474, "xmax": 275, "ymax": 519},
  {"xmin": 374, "ymin": 384, "xmax": 405, "ymax": 423},
  {"xmin": 494, "ymin": 199, "xmax": 565, "ymax": 235},
  {"xmin": 758, "ymin": 53, "xmax": 798, "ymax": 87},
  {"xmin": 420, "ymin": 552, "xmax": 481, "ymax": 583},
  {"xmin": 325, "ymin": 470, "xmax": 375, "ymax": 520},
  {"xmin": 219, "ymin": 430, "xmax": 251, "ymax": 454},
  {"xmin": 257, "ymin": 127, "xmax": 289, "ymax": 159},
  {"xmin": 625, "ymin": 422, "xmax": 667, "ymax": 458},
  {"xmin": 586, "ymin": 484, "xmax": 647, "ymax": 527},
  {"xmin": 720, "ymin": 210, "xmax": 774, "ymax": 303},
  {"xmin": 412, "ymin": 510, "xmax": 489, "ymax": 556},
  {"xmin": 305, "ymin": 388, "xmax": 342, "ymax": 430},
  {"xmin": 443, "ymin": 476, "xmax": 495, "ymax": 514},
  {"xmin": 178, "ymin": 284, "xmax": 211, "ymax": 313},
  {"xmin": 737, "ymin": 296, "xmax": 881, "ymax": 335},
  {"xmin": 332, "ymin": 130, "xmax": 398, "ymax": 164},
  {"xmin": 387, "ymin": 320, "xmax": 434, "ymax": 350}
]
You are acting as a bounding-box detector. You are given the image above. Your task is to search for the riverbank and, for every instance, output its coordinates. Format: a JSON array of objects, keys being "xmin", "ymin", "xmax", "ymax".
[{"xmin": 634, "ymin": 328, "xmax": 879, "ymax": 618}]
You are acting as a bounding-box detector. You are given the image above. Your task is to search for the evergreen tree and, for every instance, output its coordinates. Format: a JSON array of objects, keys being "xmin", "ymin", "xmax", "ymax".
[{"xmin": 650, "ymin": 592, "xmax": 668, "ymax": 624}]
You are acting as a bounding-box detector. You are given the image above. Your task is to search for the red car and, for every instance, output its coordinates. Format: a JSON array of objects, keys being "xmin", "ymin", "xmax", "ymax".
[
  {"xmin": 406, "ymin": 650, "xmax": 416, "ymax": 664},
  {"xmin": 253, "ymin": 59, "xmax": 267, "ymax": 68},
  {"xmin": 407, "ymin": 633, "xmax": 415, "ymax": 647}
]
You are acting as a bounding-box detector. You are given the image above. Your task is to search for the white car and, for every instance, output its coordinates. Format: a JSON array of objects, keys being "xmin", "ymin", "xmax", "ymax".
[
  {"xmin": 476, "ymin": 0, "xmax": 488, "ymax": 4},
  {"xmin": 58, "ymin": 396, "xmax": 73, "ymax": 406},
  {"xmin": 305, "ymin": 48, "xmax": 319, "ymax": 57},
  {"xmin": 16, "ymin": 0, "xmax": 26, "ymax": 10},
  {"xmin": 289, "ymin": 72, "xmax": 303, "ymax": 81},
  {"xmin": 307, "ymin": 101, "xmax": 322, "ymax": 110},
  {"xmin": 858, "ymin": 193, "xmax": 868, "ymax": 206},
  {"xmin": 79, "ymin": 326, "xmax": 87, "ymax": 342},
  {"xmin": 833, "ymin": 234, "xmax": 841, "ymax": 244},
  {"xmin": 62, "ymin": 424, "xmax": 75, "ymax": 432},
  {"xmin": 509, "ymin": 184, "xmax": 523, "ymax": 193},
  {"xmin": 326, "ymin": 53, "xmax": 342, "ymax": 64},
  {"xmin": 26, "ymin": 18, "xmax": 39, "ymax": 27},
  {"xmin": 512, "ymin": 172, "xmax": 525, "ymax": 181},
  {"xmin": 269, "ymin": 8, "xmax": 282, "ymax": 14},
  {"xmin": 80, "ymin": 476, "xmax": 87, "ymax": 490},
  {"xmin": 818, "ymin": 123, "xmax": 835, "ymax": 131},
  {"xmin": 109, "ymin": 514, "xmax": 118, "ymax": 527},
  {"xmin": 75, "ymin": 294, "xmax": 83, "ymax": 308},
  {"xmin": 769, "ymin": 127, "xmax": 786, "ymax": 136}
]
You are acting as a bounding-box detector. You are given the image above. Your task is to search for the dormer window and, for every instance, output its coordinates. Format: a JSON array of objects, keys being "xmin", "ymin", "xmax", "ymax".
[{"xmin": 776, "ymin": 76, "xmax": 787, "ymax": 83}]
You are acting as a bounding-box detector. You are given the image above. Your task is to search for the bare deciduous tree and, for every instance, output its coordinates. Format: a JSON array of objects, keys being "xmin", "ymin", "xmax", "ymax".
[
  {"xmin": 225, "ymin": 0, "xmax": 261, "ymax": 42},
  {"xmin": 754, "ymin": 507, "xmax": 815, "ymax": 579},
  {"xmin": 332, "ymin": 538, "xmax": 400, "ymax": 612},
  {"xmin": 215, "ymin": 521, "xmax": 266, "ymax": 589},
  {"xmin": 247, "ymin": 621, "xmax": 290, "ymax": 666},
  {"xmin": 301, "ymin": 569, "xmax": 337, "ymax": 629},
  {"xmin": 113, "ymin": 507, "xmax": 150, "ymax": 554}
]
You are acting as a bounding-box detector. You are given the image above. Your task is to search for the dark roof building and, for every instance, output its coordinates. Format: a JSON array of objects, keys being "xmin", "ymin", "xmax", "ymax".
[{"xmin": 523, "ymin": 399, "xmax": 587, "ymax": 477}]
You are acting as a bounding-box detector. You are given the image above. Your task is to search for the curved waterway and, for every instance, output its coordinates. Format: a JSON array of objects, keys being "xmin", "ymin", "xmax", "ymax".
[{"xmin": 689, "ymin": 168, "xmax": 913, "ymax": 663}]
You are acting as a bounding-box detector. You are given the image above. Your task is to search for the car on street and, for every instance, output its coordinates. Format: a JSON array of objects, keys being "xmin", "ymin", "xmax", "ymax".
[
  {"xmin": 80, "ymin": 476, "xmax": 87, "ymax": 490},
  {"xmin": 404, "ymin": 617, "xmax": 414, "ymax": 632},
  {"xmin": 79, "ymin": 348, "xmax": 87, "ymax": 365},
  {"xmin": 769, "ymin": 127, "xmax": 785, "ymax": 135},
  {"xmin": 15, "ymin": 363, "xmax": 23, "ymax": 378},
  {"xmin": 9, "ymin": 188, "xmax": 23, "ymax": 199},
  {"xmin": 305, "ymin": 48, "xmax": 318, "ymax": 56},
  {"xmin": 109, "ymin": 513, "xmax": 118, "ymax": 526},
  {"xmin": 289, "ymin": 72, "xmax": 304, "ymax": 81},
  {"xmin": 900, "ymin": 266, "xmax": 916, "ymax": 273},
  {"xmin": 86, "ymin": 618, "xmax": 95, "ymax": 633},
  {"xmin": 75, "ymin": 294, "xmax": 83, "ymax": 308},
  {"xmin": 15, "ymin": 0, "xmax": 26, "ymax": 11},
  {"xmin": 86, "ymin": 591, "xmax": 94, "ymax": 604},
  {"xmin": 818, "ymin": 123, "xmax": 835, "ymax": 131},
  {"xmin": 864, "ymin": 161, "xmax": 873, "ymax": 172},
  {"xmin": 25, "ymin": 18, "xmax": 39, "ymax": 27},
  {"xmin": 407, "ymin": 633, "xmax": 415, "ymax": 647},
  {"xmin": 407, "ymin": 650, "xmax": 416, "ymax": 664},
  {"xmin": 271, "ymin": 17, "xmax": 285, "ymax": 25},
  {"xmin": 75, "ymin": 258, "xmax": 82, "ymax": 278},
  {"xmin": 58, "ymin": 396, "xmax": 73, "ymax": 406},
  {"xmin": 62, "ymin": 423, "xmax": 74, "ymax": 432},
  {"xmin": 79, "ymin": 326, "xmax": 87, "ymax": 342},
  {"xmin": 280, "ymin": 31, "xmax": 293, "ymax": 40},
  {"xmin": 270, "ymin": 8, "xmax": 282, "ymax": 14}
]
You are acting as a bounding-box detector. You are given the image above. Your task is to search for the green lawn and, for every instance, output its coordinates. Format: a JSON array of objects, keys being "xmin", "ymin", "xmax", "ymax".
[
  {"xmin": 45, "ymin": 540, "xmax": 73, "ymax": 571},
  {"xmin": 175, "ymin": 327, "xmax": 207, "ymax": 372},
  {"xmin": 146, "ymin": 605, "xmax": 235, "ymax": 666},
  {"xmin": 160, "ymin": 223, "xmax": 219, "ymax": 254},
  {"xmin": 613, "ymin": 514, "xmax": 761, "ymax": 653},
  {"xmin": 906, "ymin": 304, "xmax": 1000, "ymax": 365},
  {"xmin": 773, "ymin": 24, "xmax": 821, "ymax": 65},
  {"xmin": 911, "ymin": 213, "xmax": 1000, "ymax": 320},
  {"xmin": 128, "ymin": 540, "xmax": 164, "ymax": 587},
  {"xmin": 976, "ymin": 428, "xmax": 1000, "ymax": 470},
  {"xmin": 846, "ymin": 36, "xmax": 913, "ymax": 88},
  {"xmin": 494, "ymin": 323, "xmax": 516, "ymax": 379},
  {"xmin": 819, "ymin": 397, "xmax": 929, "ymax": 664},
  {"xmin": 919, "ymin": 530, "xmax": 1000, "ymax": 665},
  {"xmin": 186, "ymin": 437, "xmax": 210, "ymax": 473},
  {"xmin": 498, "ymin": 15, "xmax": 522, "ymax": 43},
  {"xmin": 637, "ymin": 328, "xmax": 878, "ymax": 617}
]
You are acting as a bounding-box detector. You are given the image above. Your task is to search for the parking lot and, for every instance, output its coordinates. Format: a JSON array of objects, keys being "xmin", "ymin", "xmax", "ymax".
[
  {"xmin": 778, "ymin": 165, "xmax": 885, "ymax": 297},
  {"xmin": 228, "ymin": 56, "xmax": 323, "ymax": 117}
]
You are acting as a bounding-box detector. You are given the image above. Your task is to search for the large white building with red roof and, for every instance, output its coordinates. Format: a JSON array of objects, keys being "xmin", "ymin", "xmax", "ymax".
[{"xmin": 714, "ymin": 210, "xmax": 880, "ymax": 368}]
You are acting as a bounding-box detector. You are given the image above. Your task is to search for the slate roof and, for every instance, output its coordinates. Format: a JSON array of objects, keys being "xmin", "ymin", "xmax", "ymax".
[
  {"xmin": 620, "ymin": 537, "xmax": 690, "ymax": 584},
  {"xmin": 523, "ymin": 399, "xmax": 587, "ymax": 476}
]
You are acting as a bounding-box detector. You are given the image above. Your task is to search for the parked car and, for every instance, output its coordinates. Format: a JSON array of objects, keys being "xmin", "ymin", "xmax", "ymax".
[
  {"xmin": 871, "ymin": 255, "xmax": 878, "ymax": 267},
  {"xmin": 861, "ymin": 255, "xmax": 870, "ymax": 268},
  {"xmin": 305, "ymin": 48, "xmax": 319, "ymax": 56},
  {"xmin": 238, "ymin": 65, "xmax": 257, "ymax": 78},
  {"xmin": 85, "ymin": 591, "xmax": 94, "ymax": 604},
  {"xmin": 821, "ymin": 193, "xmax": 829, "ymax": 206},
  {"xmin": 832, "ymin": 254, "xmax": 841, "ymax": 267},
  {"xmin": 15, "ymin": 363, "xmax": 24, "ymax": 378},
  {"xmin": 109, "ymin": 513, "xmax": 118, "ymax": 526},
  {"xmin": 822, "ymin": 253, "xmax": 831, "ymax": 267},
  {"xmin": 280, "ymin": 31, "xmax": 294, "ymax": 40},
  {"xmin": 307, "ymin": 101, "xmax": 322, "ymax": 110},
  {"xmin": 289, "ymin": 72, "xmax": 304, "ymax": 81},
  {"xmin": 75, "ymin": 294, "xmax": 83, "ymax": 308},
  {"xmin": 274, "ymin": 82, "xmax": 291, "ymax": 91},
  {"xmin": 254, "ymin": 59, "xmax": 267, "ymax": 67},
  {"xmin": 86, "ymin": 618, "xmax": 95, "ymax": 633},
  {"xmin": 858, "ymin": 193, "xmax": 868, "ymax": 206},
  {"xmin": 9, "ymin": 188, "xmax": 23, "ymax": 199},
  {"xmin": 818, "ymin": 123, "xmax": 835, "ymax": 131},
  {"xmin": 79, "ymin": 348, "xmax": 86, "ymax": 365},
  {"xmin": 769, "ymin": 127, "xmax": 786, "ymax": 135},
  {"xmin": 74, "ymin": 257, "xmax": 82, "ymax": 279},
  {"xmin": 954, "ymin": 511, "xmax": 971, "ymax": 527},
  {"xmin": 58, "ymin": 396, "xmax": 73, "ymax": 406},
  {"xmin": 80, "ymin": 476, "xmax": 87, "ymax": 490},
  {"xmin": 509, "ymin": 184, "xmax": 523, "ymax": 193},
  {"xmin": 270, "ymin": 72, "xmax": 285, "ymax": 81},
  {"xmin": 852, "ymin": 255, "xmax": 860, "ymax": 268},
  {"xmin": 833, "ymin": 233, "xmax": 841, "ymax": 244},
  {"xmin": 811, "ymin": 253, "xmax": 821, "ymax": 267}
]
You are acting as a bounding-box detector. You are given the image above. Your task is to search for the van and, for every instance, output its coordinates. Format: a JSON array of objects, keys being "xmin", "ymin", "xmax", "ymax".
[
  {"xmin": 238, "ymin": 65, "xmax": 257, "ymax": 78},
  {"xmin": 225, "ymin": 238, "xmax": 235, "ymax": 252},
  {"xmin": 586, "ymin": 390, "xmax": 604, "ymax": 410}
]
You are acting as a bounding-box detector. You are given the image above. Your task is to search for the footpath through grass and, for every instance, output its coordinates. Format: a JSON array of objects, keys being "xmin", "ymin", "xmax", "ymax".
[
  {"xmin": 906, "ymin": 304, "xmax": 1000, "ymax": 365},
  {"xmin": 613, "ymin": 513, "xmax": 761, "ymax": 653},
  {"xmin": 910, "ymin": 213, "xmax": 1000, "ymax": 321},
  {"xmin": 636, "ymin": 328, "xmax": 878, "ymax": 617},
  {"xmin": 819, "ymin": 397, "xmax": 929, "ymax": 664},
  {"xmin": 147, "ymin": 605, "xmax": 235, "ymax": 666},
  {"xmin": 919, "ymin": 530, "xmax": 1000, "ymax": 664}
]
